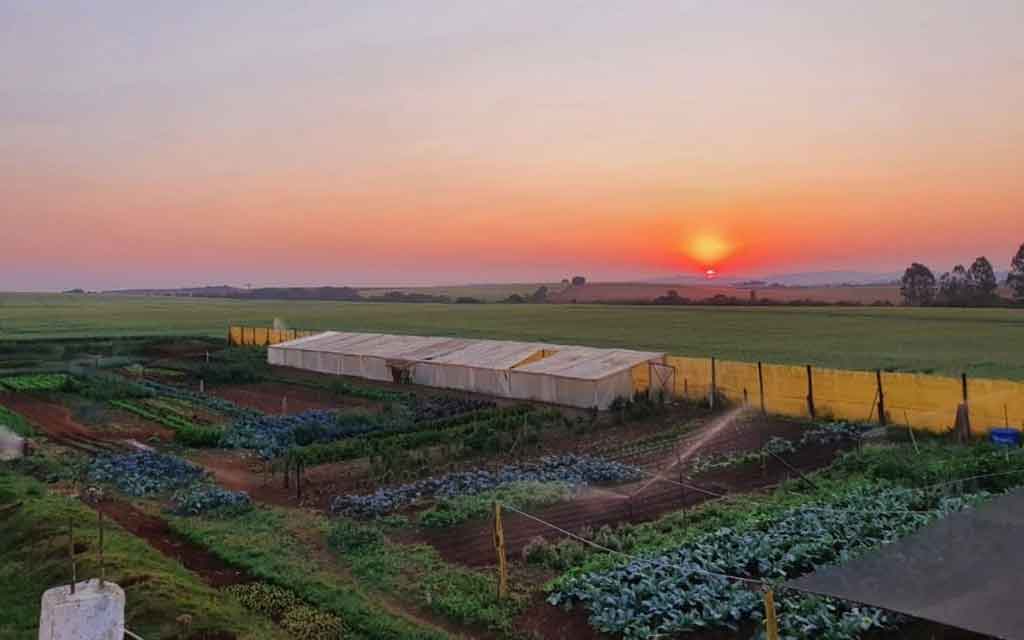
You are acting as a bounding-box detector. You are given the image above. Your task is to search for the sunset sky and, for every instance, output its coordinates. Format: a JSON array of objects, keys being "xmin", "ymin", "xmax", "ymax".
[{"xmin": 2, "ymin": 1, "xmax": 1022, "ymax": 290}]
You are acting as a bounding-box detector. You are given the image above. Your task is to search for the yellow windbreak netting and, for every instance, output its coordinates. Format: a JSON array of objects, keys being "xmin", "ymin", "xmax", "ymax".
[
  {"xmin": 814, "ymin": 367, "xmax": 879, "ymax": 424},
  {"xmin": 234, "ymin": 326, "xmax": 1023, "ymax": 432},
  {"xmin": 882, "ymin": 372, "xmax": 962, "ymax": 432},
  {"xmin": 969, "ymin": 378, "xmax": 1024, "ymax": 432},
  {"xmin": 760, "ymin": 363, "xmax": 812, "ymax": 419},
  {"xmin": 631, "ymin": 363, "xmax": 651, "ymax": 394},
  {"xmin": 229, "ymin": 326, "xmax": 319, "ymax": 346},
  {"xmin": 715, "ymin": 360, "xmax": 761, "ymax": 407},
  {"xmin": 667, "ymin": 356, "xmax": 713, "ymax": 402}
]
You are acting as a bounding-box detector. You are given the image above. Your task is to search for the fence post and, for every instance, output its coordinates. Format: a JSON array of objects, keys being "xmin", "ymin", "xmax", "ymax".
[
  {"xmin": 763, "ymin": 589, "xmax": 780, "ymax": 640},
  {"xmin": 876, "ymin": 370, "xmax": 887, "ymax": 426},
  {"xmin": 68, "ymin": 517, "xmax": 76, "ymax": 594},
  {"xmin": 757, "ymin": 361, "xmax": 766, "ymax": 415},
  {"xmin": 710, "ymin": 357, "xmax": 717, "ymax": 410},
  {"xmin": 493, "ymin": 502, "xmax": 508, "ymax": 599},
  {"xmin": 98, "ymin": 510, "xmax": 105, "ymax": 587},
  {"xmin": 806, "ymin": 365, "xmax": 816, "ymax": 419}
]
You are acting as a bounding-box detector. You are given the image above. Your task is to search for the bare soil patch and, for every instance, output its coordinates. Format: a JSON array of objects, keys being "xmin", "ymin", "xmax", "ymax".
[
  {"xmin": 210, "ymin": 382, "xmax": 382, "ymax": 415},
  {"xmin": 0, "ymin": 393, "xmax": 152, "ymax": 453}
]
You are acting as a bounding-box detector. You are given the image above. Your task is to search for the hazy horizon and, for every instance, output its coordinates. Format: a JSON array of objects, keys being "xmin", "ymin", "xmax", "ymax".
[{"xmin": 3, "ymin": 1, "xmax": 1022, "ymax": 291}]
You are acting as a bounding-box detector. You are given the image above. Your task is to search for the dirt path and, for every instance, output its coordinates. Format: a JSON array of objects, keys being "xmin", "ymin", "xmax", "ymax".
[
  {"xmin": 89, "ymin": 499, "xmax": 250, "ymax": 587},
  {"xmin": 0, "ymin": 393, "xmax": 135, "ymax": 454}
]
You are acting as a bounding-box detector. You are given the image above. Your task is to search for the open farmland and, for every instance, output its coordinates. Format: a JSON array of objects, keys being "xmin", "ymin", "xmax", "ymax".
[
  {"xmin": 2, "ymin": 292, "xmax": 1024, "ymax": 379},
  {"xmin": 2, "ymin": 336, "xmax": 1017, "ymax": 640}
]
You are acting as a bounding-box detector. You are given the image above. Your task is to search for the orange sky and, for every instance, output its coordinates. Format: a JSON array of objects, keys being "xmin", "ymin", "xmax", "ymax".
[{"xmin": 2, "ymin": 2, "xmax": 1022, "ymax": 289}]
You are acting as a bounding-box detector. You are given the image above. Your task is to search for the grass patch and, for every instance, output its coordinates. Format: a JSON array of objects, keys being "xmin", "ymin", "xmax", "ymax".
[
  {"xmin": 0, "ymin": 469, "xmax": 283, "ymax": 640},
  {"xmin": 417, "ymin": 481, "xmax": 574, "ymax": 528},
  {"xmin": 0, "ymin": 404, "xmax": 34, "ymax": 437},
  {"xmin": 168, "ymin": 507, "xmax": 450, "ymax": 640},
  {"xmin": 328, "ymin": 518, "xmax": 527, "ymax": 633}
]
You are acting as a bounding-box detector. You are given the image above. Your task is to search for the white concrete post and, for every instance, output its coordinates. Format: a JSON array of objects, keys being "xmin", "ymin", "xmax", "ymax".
[{"xmin": 39, "ymin": 579, "xmax": 125, "ymax": 640}]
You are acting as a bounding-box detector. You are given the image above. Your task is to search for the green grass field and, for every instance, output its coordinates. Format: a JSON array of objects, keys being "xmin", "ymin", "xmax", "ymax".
[{"xmin": 2, "ymin": 293, "xmax": 1022, "ymax": 379}]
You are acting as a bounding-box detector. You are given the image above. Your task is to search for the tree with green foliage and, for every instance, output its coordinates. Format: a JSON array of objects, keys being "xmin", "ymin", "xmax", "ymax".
[
  {"xmin": 938, "ymin": 265, "xmax": 970, "ymax": 306},
  {"xmin": 899, "ymin": 262, "xmax": 937, "ymax": 306},
  {"xmin": 1008, "ymin": 242, "xmax": 1024, "ymax": 302},
  {"xmin": 968, "ymin": 256, "xmax": 999, "ymax": 303}
]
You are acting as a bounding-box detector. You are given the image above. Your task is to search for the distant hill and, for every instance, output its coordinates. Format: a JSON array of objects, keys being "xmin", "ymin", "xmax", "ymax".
[{"xmin": 643, "ymin": 270, "xmax": 901, "ymax": 287}]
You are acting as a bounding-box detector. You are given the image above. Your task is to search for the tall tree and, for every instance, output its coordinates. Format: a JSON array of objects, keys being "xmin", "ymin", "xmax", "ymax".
[
  {"xmin": 899, "ymin": 263, "xmax": 937, "ymax": 306},
  {"xmin": 1008, "ymin": 243, "xmax": 1024, "ymax": 302},
  {"xmin": 938, "ymin": 265, "xmax": 970, "ymax": 306},
  {"xmin": 968, "ymin": 256, "xmax": 998, "ymax": 303}
]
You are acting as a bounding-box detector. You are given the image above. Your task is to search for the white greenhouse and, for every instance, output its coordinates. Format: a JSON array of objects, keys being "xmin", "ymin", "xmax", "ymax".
[{"xmin": 267, "ymin": 331, "xmax": 666, "ymax": 409}]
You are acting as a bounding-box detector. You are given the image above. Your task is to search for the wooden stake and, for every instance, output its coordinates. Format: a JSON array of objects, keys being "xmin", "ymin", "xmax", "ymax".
[
  {"xmin": 493, "ymin": 502, "xmax": 508, "ymax": 599},
  {"xmin": 757, "ymin": 361, "xmax": 766, "ymax": 415},
  {"xmin": 69, "ymin": 517, "xmax": 76, "ymax": 594},
  {"xmin": 763, "ymin": 589, "xmax": 780, "ymax": 640},
  {"xmin": 709, "ymin": 357, "xmax": 717, "ymax": 410},
  {"xmin": 805, "ymin": 365, "xmax": 816, "ymax": 419},
  {"xmin": 875, "ymin": 370, "xmax": 887, "ymax": 426},
  {"xmin": 99, "ymin": 510, "xmax": 106, "ymax": 587}
]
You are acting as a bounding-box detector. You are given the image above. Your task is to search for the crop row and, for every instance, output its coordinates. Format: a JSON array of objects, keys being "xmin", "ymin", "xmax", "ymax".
[
  {"xmin": 87, "ymin": 450, "xmax": 251, "ymax": 515},
  {"xmin": 287, "ymin": 406, "xmax": 555, "ymax": 468},
  {"xmin": 111, "ymin": 399, "xmax": 222, "ymax": 447},
  {"xmin": 87, "ymin": 451, "xmax": 206, "ymax": 496},
  {"xmin": 331, "ymin": 454, "xmax": 644, "ymax": 517},
  {"xmin": 221, "ymin": 409, "xmax": 375, "ymax": 459},
  {"xmin": 549, "ymin": 485, "xmax": 982, "ymax": 639},
  {"xmin": 0, "ymin": 373, "xmax": 71, "ymax": 392},
  {"xmin": 136, "ymin": 379, "xmax": 258, "ymax": 419},
  {"xmin": 689, "ymin": 421, "xmax": 866, "ymax": 475}
]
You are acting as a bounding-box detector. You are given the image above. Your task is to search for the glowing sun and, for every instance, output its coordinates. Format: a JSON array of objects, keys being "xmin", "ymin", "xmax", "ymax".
[{"xmin": 686, "ymin": 233, "xmax": 734, "ymax": 270}]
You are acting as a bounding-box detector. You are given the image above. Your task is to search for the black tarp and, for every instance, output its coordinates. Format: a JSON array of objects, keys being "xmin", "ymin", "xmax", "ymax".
[{"xmin": 786, "ymin": 489, "xmax": 1024, "ymax": 639}]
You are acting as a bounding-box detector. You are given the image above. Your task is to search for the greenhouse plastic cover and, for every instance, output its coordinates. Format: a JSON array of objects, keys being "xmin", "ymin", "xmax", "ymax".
[
  {"xmin": 268, "ymin": 332, "xmax": 663, "ymax": 408},
  {"xmin": 786, "ymin": 488, "xmax": 1024, "ymax": 639}
]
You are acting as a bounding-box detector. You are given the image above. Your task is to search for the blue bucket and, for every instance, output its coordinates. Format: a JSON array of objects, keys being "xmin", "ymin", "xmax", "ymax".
[{"xmin": 989, "ymin": 428, "xmax": 1021, "ymax": 447}]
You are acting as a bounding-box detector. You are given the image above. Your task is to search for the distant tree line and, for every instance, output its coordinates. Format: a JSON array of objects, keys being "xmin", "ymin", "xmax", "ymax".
[{"xmin": 900, "ymin": 242, "xmax": 1024, "ymax": 307}]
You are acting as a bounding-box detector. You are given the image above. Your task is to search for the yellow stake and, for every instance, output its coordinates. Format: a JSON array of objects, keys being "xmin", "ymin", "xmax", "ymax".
[
  {"xmin": 493, "ymin": 502, "xmax": 508, "ymax": 599},
  {"xmin": 763, "ymin": 588, "xmax": 780, "ymax": 640}
]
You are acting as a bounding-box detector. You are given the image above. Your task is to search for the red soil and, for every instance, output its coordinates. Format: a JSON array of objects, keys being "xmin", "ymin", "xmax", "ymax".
[
  {"xmin": 90, "ymin": 498, "xmax": 250, "ymax": 587},
  {"xmin": 0, "ymin": 393, "xmax": 163, "ymax": 453},
  {"xmin": 209, "ymin": 382, "xmax": 381, "ymax": 415}
]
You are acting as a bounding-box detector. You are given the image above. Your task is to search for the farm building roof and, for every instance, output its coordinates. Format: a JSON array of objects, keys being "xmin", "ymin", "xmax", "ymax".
[
  {"xmin": 786, "ymin": 488, "xmax": 1024, "ymax": 639},
  {"xmin": 424, "ymin": 339, "xmax": 557, "ymax": 369},
  {"xmin": 511, "ymin": 347, "xmax": 664, "ymax": 381},
  {"xmin": 270, "ymin": 332, "xmax": 662, "ymax": 379}
]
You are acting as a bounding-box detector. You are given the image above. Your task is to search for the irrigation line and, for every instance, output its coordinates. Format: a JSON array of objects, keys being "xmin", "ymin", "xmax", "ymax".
[{"xmin": 629, "ymin": 467, "xmax": 727, "ymax": 498}]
